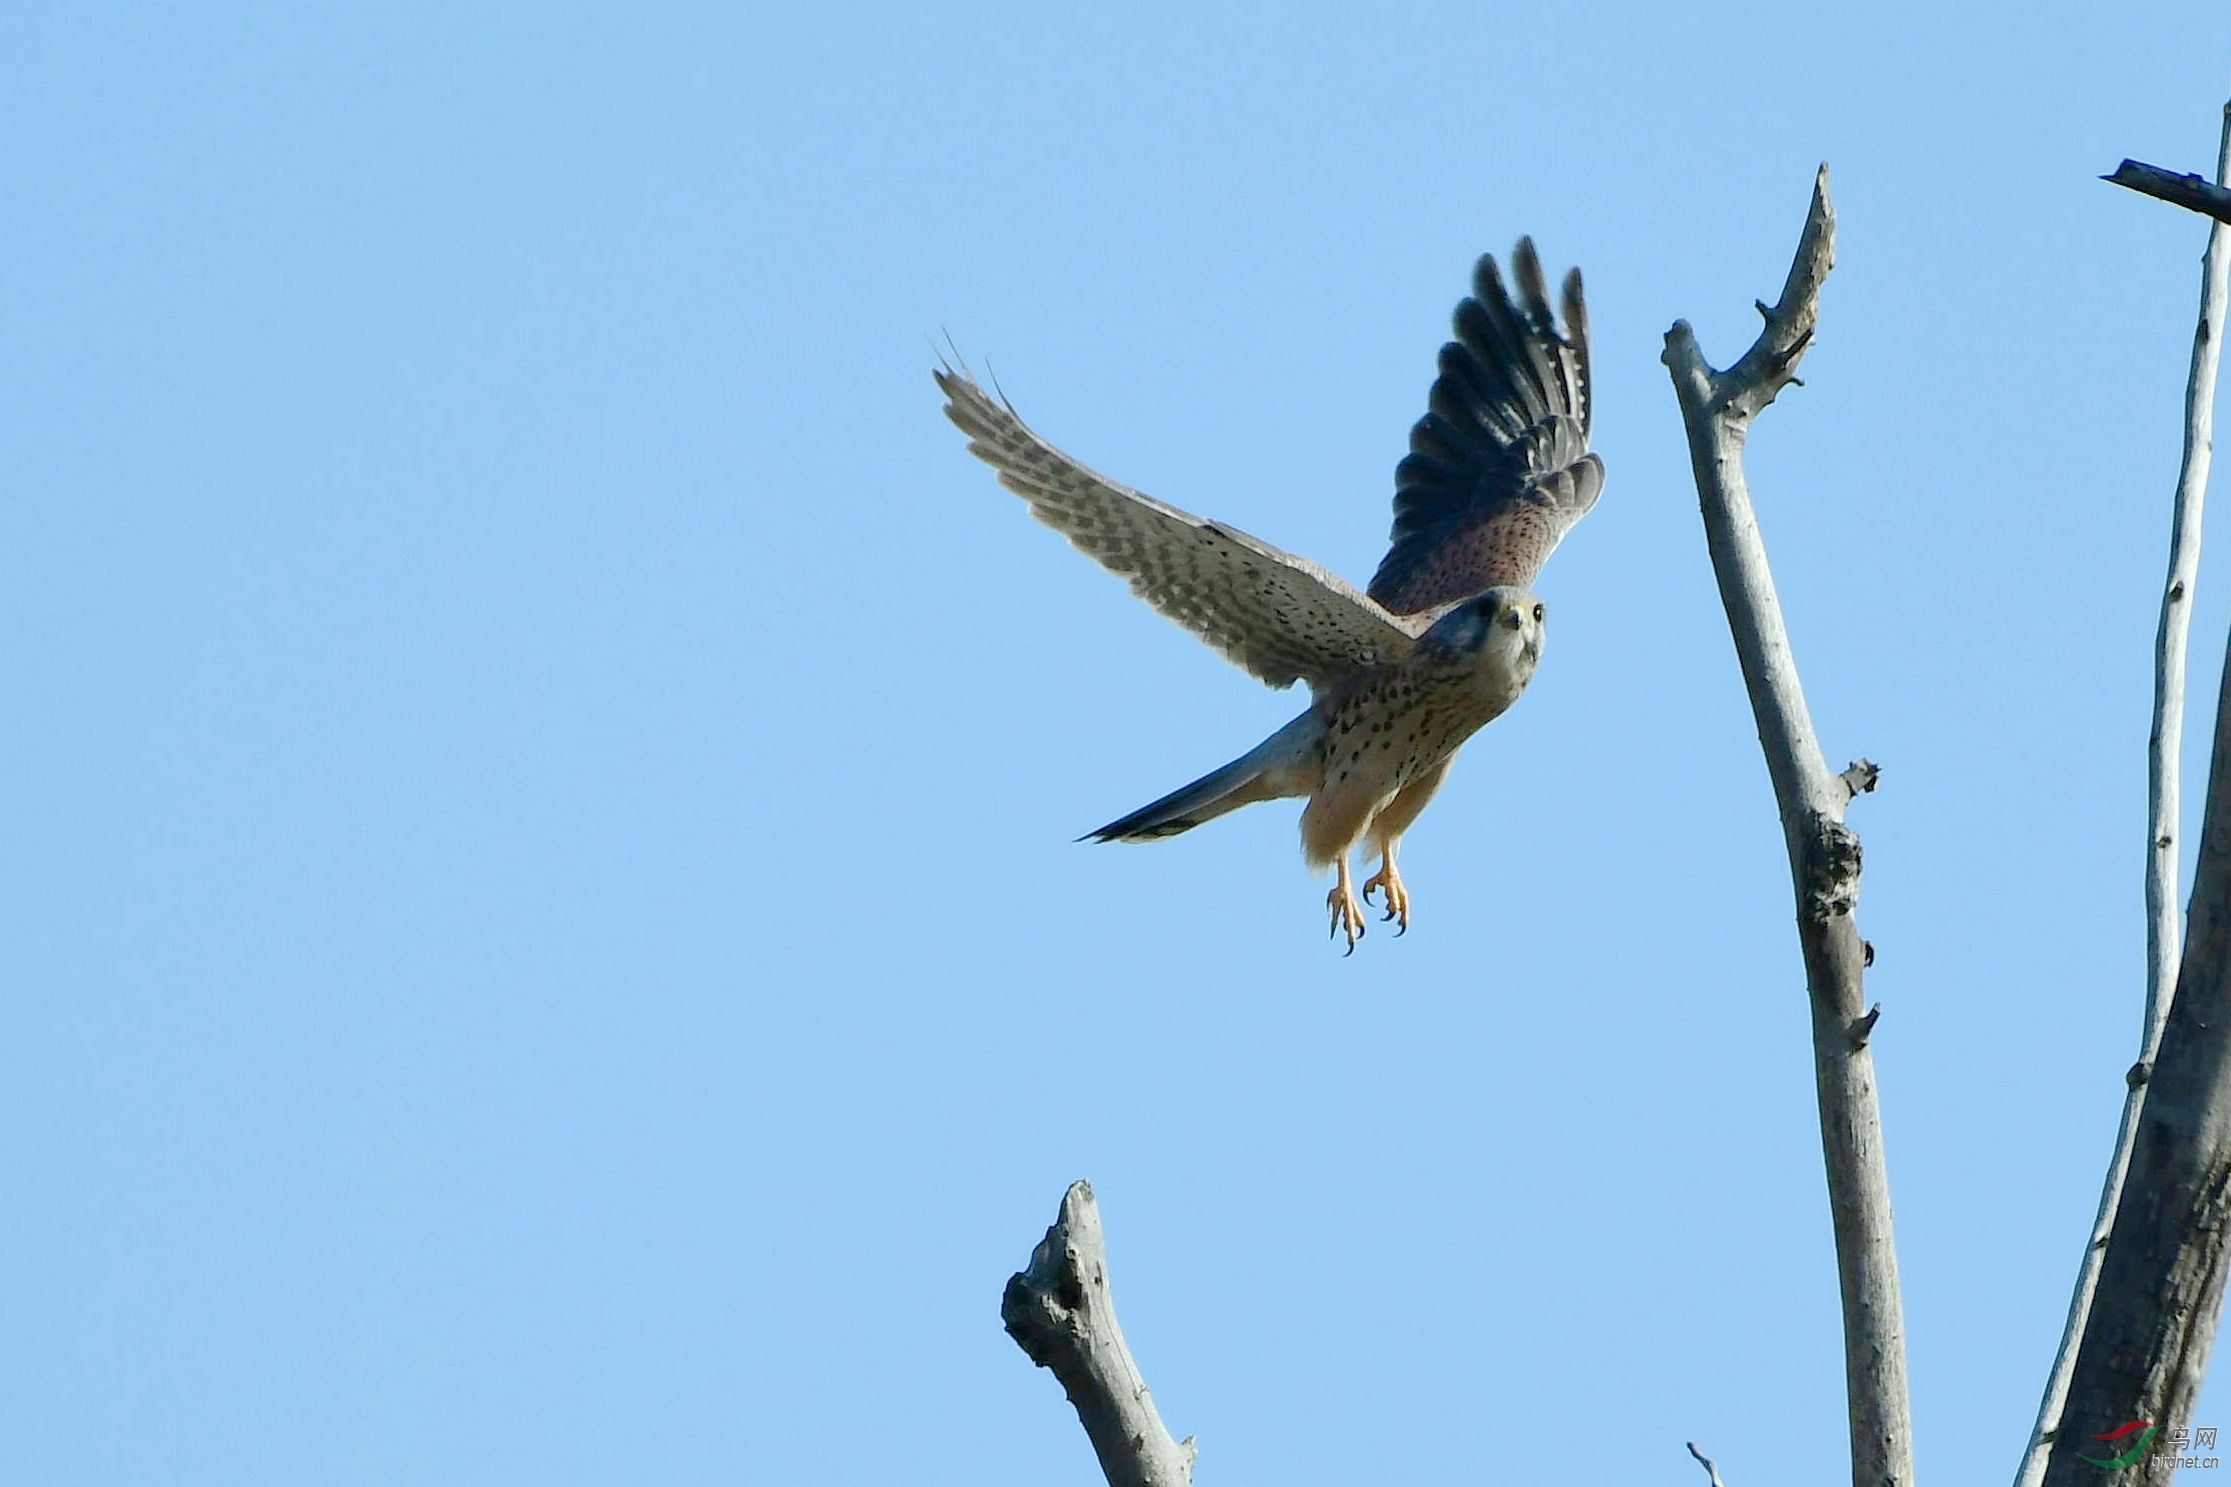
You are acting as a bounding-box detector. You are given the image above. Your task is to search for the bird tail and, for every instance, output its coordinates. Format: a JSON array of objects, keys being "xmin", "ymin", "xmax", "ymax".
[{"xmin": 1084, "ymin": 710, "xmax": 1322, "ymax": 843}]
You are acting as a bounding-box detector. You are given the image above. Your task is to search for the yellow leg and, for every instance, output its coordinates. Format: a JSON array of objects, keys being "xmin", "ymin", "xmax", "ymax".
[
  {"xmin": 1361, "ymin": 842, "xmax": 1411, "ymax": 935},
  {"xmin": 1326, "ymin": 856, "xmax": 1367, "ymax": 954}
]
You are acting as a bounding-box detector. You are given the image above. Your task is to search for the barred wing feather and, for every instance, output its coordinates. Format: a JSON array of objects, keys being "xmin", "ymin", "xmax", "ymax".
[{"xmin": 938, "ymin": 367, "xmax": 1418, "ymax": 692}]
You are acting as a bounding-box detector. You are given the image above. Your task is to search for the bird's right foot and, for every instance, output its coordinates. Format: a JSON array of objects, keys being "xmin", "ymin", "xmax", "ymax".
[{"xmin": 1327, "ymin": 862, "xmax": 1367, "ymax": 955}]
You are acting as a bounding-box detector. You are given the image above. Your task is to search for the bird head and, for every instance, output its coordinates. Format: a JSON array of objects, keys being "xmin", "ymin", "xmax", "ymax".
[{"xmin": 1421, "ymin": 586, "xmax": 1545, "ymax": 667}]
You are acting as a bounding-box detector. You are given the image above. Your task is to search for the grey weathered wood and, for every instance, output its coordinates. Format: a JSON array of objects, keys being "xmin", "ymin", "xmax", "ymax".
[
  {"xmin": 1661, "ymin": 165, "xmax": 1914, "ymax": 1487},
  {"xmin": 1689, "ymin": 1441, "xmax": 1733, "ymax": 1487},
  {"xmin": 2019, "ymin": 103, "xmax": 2231, "ymax": 1487},
  {"xmin": 2038, "ymin": 104, "xmax": 2231, "ymax": 1487},
  {"xmin": 2041, "ymin": 653, "xmax": 2231, "ymax": 1487},
  {"xmin": 2148, "ymin": 117, "xmax": 2229, "ymax": 1090},
  {"xmin": 2108, "ymin": 158, "xmax": 2231, "ymax": 227},
  {"xmin": 1003, "ymin": 1181, "xmax": 1197, "ymax": 1487}
]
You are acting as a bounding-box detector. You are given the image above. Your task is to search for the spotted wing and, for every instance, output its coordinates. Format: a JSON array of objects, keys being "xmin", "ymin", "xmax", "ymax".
[
  {"xmin": 938, "ymin": 367, "xmax": 1417, "ymax": 692},
  {"xmin": 1366, "ymin": 239, "xmax": 1605, "ymax": 617}
]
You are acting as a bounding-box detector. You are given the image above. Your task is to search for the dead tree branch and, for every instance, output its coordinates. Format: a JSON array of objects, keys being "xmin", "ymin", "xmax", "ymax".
[
  {"xmin": 2043, "ymin": 601, "xmax": 2231, "ymax": 1487},
  {"xmin": 2035, "ymin": 101, "xmax": 2231, "ymax": 1487},
  {"xmin": 1003, "ymin": 1181, "xmax": 1197, "ymax": 1487},
  {"xmin": 2108, "ymin": 158, "xmax": 2231, "ymax": 226},
  {"xmin": 2019, "ymin": 104, "xmax": 2231, "ymax": 1487},
  {"xmin": 1662, "ymin": 164, "xmax": 1914, "ymax": 1487}
]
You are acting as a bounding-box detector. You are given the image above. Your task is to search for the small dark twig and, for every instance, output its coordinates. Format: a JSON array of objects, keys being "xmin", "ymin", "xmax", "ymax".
[{"xmin": 2106, "ymin": 158, "xmax": 2231, "ymax": 226}]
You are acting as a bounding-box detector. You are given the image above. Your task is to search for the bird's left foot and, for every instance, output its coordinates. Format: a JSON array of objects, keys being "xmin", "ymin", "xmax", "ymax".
[
  {"xmin": 1327, "ymin": 863, "xmax": 1367, "ymax": 955},
  {"xmin": 1362, "ymin": 857, "xmax": 1411, "ymax": 935}
]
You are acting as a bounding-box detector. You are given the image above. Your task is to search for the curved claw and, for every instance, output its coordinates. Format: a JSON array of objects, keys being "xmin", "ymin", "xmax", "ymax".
[
  {"xmin": 1327, "ymin": 866, "xmax": 1368, "ymax": 955},
  {"xmin": 1361, "ymin": 857, "xmax": 1411, "ymax": 937}
]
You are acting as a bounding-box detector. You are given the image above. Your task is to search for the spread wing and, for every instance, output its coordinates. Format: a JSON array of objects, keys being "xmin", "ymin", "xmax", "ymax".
[
  {"xmin": 1366, "ymin": 239, "xmax": 1605, "ymax": 617},
  {"xmin": 937, "ymin": 367, "xmax": 1418, "ymax": 692}
]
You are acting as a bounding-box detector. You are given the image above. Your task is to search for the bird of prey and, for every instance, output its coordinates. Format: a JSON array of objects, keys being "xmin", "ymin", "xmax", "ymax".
[{"xmin": 938, "ymin": 240, "xmax": 1601, "ymax": 951}]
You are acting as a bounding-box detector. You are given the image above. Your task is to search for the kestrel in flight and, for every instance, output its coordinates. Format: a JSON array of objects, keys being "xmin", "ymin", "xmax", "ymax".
[{"xmin": 938, "ymin": 240, "xmax": 1601, "ymax": 951}]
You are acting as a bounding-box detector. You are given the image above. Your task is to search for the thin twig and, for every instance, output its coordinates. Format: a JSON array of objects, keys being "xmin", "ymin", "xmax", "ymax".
[
  {"xmin": 1688, "ymin": 1441, "xmax": 1731, "ymax": 1487},
  {"xmin": 2143, "ymin": 107, "xmax": 2231, "ymax": 1159},
  {"xmin": 2019, "ymin": 101, "xmax": 2231, "ymax": 1487},
  {"xmin": 1662, "ymin": 164, "xmax": 1914, "ymax": 1487},
  {"xmin": 1003, "ymin": 1181, "xmax": 1197, "ymax": 1487}
]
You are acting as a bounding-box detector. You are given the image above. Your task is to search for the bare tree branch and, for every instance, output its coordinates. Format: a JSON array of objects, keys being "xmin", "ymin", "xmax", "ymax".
[
  {"xmin": 1688, "ymin": 1441, "xmax": 1732, "ymax": 1487},
  {"xmin": 2039, "ymin": 99, "xmax": 2231, "ymax": 1487},
  {"xmin": 2042, "ymin": 623, "xmax": 2231, "ymax": 1487},
  {"xmin": 2148, "ymin": 120, "xmax": 2231, "ymax": 1054},
  {"xmin": 1003, "ymin": 1182, "xmax": 1197, "ymax": 1487},
  {"xmin": 2108, "ymin": 157, "xmax": 2231, "ymax": 226},
  {"xmin": 2020, "ymin": 102, "xmax": 2231, "ymax": 1487},
  {"xmin": 1661, "ymin": 164, "xmax": 1915, "ymax": 1487}
]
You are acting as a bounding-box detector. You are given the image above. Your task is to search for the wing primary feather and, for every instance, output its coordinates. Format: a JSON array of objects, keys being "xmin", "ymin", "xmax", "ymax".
[
  {"xmin": 1513, "ymin": 238, "xmax": 1552, "ymax": 332},
  {"xmin": 1467, "ymin": 256, "xmax": 1552, "ymax": 427},
  {"xmin": 1561, "ymin": 266, "xmax": 1591, "ymax": 432},
  {"xmin": 1366, "ymin": 240, "xmax": 1604, "ymax": 614}
]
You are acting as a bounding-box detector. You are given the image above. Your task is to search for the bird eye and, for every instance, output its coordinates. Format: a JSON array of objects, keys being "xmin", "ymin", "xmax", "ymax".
[{"xmin": 1532, "ymin": 603, "xmax": 1545, "ymax": 622}]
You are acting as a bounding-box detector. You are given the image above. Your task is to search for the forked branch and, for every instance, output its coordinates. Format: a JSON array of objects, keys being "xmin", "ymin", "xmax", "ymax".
[{"xmin": 1661, "ymin": 164, "xmax": 1914, "ymax": 1487}]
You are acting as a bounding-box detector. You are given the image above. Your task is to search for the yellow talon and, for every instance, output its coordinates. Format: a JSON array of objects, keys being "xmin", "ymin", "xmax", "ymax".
[
  {"xmin": 1362, "ymin": 852, "xmax": 1411, "ymax": 935},
  {"xmin": 1327, "ymin": 858, "xmax": 1367, "ymax": 954}
]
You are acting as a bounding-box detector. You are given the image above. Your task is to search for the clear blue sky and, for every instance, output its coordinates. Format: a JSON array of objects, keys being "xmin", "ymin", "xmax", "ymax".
[{"xmin": 6, "ymin": 3, "xmax": 2230, "ymax": 1482}]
